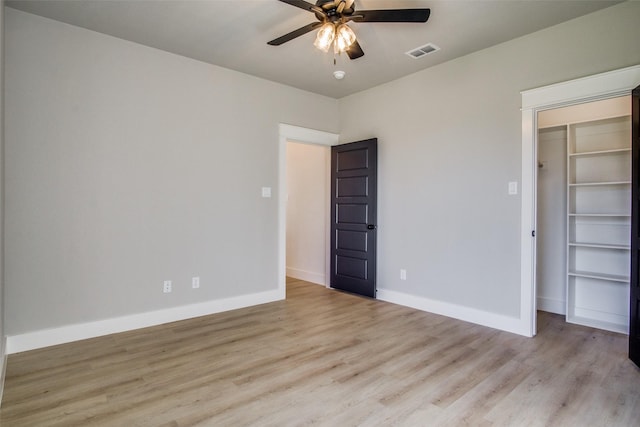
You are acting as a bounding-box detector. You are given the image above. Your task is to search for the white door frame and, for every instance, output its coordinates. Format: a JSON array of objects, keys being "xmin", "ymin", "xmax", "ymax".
[
  {"xmin": 520, "ymin": 65, "xmax": 640, "ymax": 337},
  {"xmin": 278, "ymin": 124, "xmax": 340, "ymax": 298}
]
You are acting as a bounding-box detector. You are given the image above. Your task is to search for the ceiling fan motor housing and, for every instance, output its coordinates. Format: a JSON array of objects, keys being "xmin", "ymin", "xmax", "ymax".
[{"xmin": 315, "ymin": 0, "xmax": 355, "ymax": 22}]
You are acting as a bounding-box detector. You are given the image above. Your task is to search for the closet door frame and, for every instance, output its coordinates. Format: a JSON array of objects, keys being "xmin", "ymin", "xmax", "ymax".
[{"xmin": 520, "ymin": 65, "xmax": 640, "ymax": 337}]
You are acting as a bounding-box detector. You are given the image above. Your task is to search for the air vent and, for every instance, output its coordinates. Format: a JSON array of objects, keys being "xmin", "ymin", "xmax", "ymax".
[{"xmin": 405, "ymin": 43, "xmax": 440, "ymax": 59}]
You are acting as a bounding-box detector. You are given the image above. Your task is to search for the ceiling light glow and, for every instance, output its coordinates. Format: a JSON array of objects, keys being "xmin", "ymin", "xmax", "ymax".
[
  {"xmin": 313, "ymin": 23, "xmax": 335, "ymax": 52},
  {"xmin": 314, "ymin": 22, "xmax": 356, "ymax": 55},
  {"xmin": 334, "ymin": 24, "xmax": 356, "ymax": 53}
]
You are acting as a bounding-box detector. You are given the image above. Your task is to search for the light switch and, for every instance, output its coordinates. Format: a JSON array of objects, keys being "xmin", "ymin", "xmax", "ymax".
[
  {"xmin": 508, "ymin": 181, "xmax": 518, "ymax": 195},
  {"xmin": 262, "ymin": 187, "xmax": 272, "ymax": 198}
]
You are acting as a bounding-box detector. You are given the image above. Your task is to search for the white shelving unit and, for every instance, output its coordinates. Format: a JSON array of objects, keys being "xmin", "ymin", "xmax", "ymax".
[{"xmin": 566, "ymin": 115, "xmax": 632, "ymax": 333}]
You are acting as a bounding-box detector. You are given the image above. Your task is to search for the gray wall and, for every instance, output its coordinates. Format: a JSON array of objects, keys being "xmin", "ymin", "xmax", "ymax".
[
  {"xmin": 4, "ymin": 9, "xmax": 339, "ymax": 335},
  {"xmin": 4, "ymin": 2, "xmax": 640, "ymax": 339},
  {"xmin": 339, "ymin": 1, "xmax": 640, "ymax": 317},
  {"xmin": 1, "ymin": 0, "xmax": 5, "ymax": 387},
  {"xmin": 536, "ymin": 127, "xmax": 567, "ymax": 315}
]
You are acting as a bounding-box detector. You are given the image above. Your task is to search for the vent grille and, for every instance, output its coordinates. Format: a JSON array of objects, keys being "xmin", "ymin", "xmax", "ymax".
[{"xmin": 405, "ymin": 43, "xmax": 440, "ymax": 59}]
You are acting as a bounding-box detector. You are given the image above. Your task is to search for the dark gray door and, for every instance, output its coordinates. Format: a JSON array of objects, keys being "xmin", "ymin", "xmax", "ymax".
[
  {"xmin": 330, "ymin": 138, "xmax": 377, "ymax": 298},
  {"xmin": 630, "ymin": 85, "xmax": 640, "ymax": 367}
]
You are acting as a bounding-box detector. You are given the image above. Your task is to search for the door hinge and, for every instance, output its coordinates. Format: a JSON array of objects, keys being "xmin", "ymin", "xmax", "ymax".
[{"xmin": 532, "ymin": 230, "xmax": 536, "ymax": 237}]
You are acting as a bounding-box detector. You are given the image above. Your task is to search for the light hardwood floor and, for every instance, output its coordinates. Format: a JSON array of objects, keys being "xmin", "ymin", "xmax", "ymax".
[{"xmin": 1, "ymin": 278, "xmax": 639, "ymax": 426}]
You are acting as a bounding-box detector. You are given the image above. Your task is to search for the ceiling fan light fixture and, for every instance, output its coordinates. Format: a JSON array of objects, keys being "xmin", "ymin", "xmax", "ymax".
[
  {"xmin": 334, "ymin": 24, "xmax": 356, "ymax": 53},
  {"xmin": 269, "ymin": 1, "xmax": 431, "ymax": 62},
  {"xmin": 313, "ymin": 22, "xmax": 335, "ymax": 52}
]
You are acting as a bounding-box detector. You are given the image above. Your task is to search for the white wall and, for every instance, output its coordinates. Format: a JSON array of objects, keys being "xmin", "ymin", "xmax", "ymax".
[
  {"xmin": 538, "ymin": 96, "xmax": 631, "ymax": 128},
  {"xmin": 0, "ymin": 0, "xmax": 6, "ymax": 400},
  {"xmin": 286, "ymin": 142, "xmax": 329, "ymax": 285},
  {"xmin": 4, "ymin": 9, "xmax": 339, "ymax": 344},
  {"xmin": 536, "ymin": 127, "xmax": 567, "ymax": 315},
  {"xmin": 338, "ymin": 1, "xmax": 640, "ymax": 328}
]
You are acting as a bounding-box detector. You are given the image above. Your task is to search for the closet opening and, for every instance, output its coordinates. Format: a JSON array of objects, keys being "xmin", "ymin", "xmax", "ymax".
[{"xmin": 535, "ymin": 96, "xmax": 632, "ymax": 334}]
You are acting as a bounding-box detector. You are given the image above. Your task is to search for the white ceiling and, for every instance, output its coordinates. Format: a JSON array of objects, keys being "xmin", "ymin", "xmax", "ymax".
[{"xmin": 5, "ymin": 0, "xmax": 623, "ymax": 99}]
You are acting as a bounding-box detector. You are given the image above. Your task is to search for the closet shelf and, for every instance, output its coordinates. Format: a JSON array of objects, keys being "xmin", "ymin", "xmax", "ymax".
[
  {"xmin": 569, "ymin": 181, "xmax": 631, "ymax": 187},
  {"xmin": 569, "ymin": 213, "xmax": 631, "ymax": 218},
  {"xmin": 568, "ymin": 270, "xmax": 629, "ymax": 283},
  {"xmin": 563, "ymin": 113, "xmax": 631, "ymax": 333},
  {"xmin": 569, "ymin": 148, "xmax": 631, "ymax": 157},
  {"xmin": 569, "ymin": 242, "xmax": 630, "ymax": 250}
]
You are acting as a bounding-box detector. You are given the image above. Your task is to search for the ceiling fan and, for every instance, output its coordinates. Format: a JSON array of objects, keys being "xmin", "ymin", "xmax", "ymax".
[{"xmin": 267, "ymin": 0, "xmax": 431, "ymax": 60}]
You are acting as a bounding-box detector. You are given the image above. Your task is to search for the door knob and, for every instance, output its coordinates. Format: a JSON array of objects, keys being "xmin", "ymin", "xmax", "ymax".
[{"xmin": 367, "ymin": 224, "xmax": 376, "ymax": 230}]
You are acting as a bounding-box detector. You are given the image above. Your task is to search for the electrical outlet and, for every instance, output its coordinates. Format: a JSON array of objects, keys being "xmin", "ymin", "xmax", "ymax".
[
  {"xmin": 163, "ymin": 280, "xmax": 172, "ymax": 293},
  {"xmin": 400, "ymin": 269, "xmax": 407, "ymax": 281},
  {"xmin": 192, "ymin": 276, "xmax": 200, "ymax": 289}
]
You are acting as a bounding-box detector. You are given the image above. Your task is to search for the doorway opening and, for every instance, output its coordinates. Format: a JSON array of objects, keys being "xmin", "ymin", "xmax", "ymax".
[
  {"xmin": 285, "ymin": 141, "xmax": 330, "ymax": 287},
  {"xmin": 277, "ymin": 124, "xmax": 339, "ymax": 298}
]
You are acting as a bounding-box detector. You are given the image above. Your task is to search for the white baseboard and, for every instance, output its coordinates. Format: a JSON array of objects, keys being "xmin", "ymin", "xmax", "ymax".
[
  {"xmin": 286, "ymin": 267, "xmax": 326, "ymax": 286},
  {"xmin": 537, "ymin": 296, "xmax": 566, "ymax": 315},
  {"xmin": 6, "ymin": 289, "xmax": 283, "ymax": 354},
  {"xmin": 377, "ymin": 288, "xmax": 530, "ymax": 337}
]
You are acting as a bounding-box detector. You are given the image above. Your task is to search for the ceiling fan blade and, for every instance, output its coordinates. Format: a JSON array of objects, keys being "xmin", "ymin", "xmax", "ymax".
[
  {"xmin": 277, "ymin": 0, "xmax": 324, "ymax": 15},
  {"xmin": 352, "ymin": 9, "xmax": 430, "ymax": 23},
  {"xmin": 268, "ymin": 22, "xmax": 323, "ymax": 46},
  {"xmin": 346, "ymin": 40, "xmax": 364, "ymax": 60}
]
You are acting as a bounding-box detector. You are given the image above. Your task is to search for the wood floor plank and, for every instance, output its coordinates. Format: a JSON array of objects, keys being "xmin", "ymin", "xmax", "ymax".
[{"xmin": 1, "ymin": 279, "xmax": 639, "ymax": 426}]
